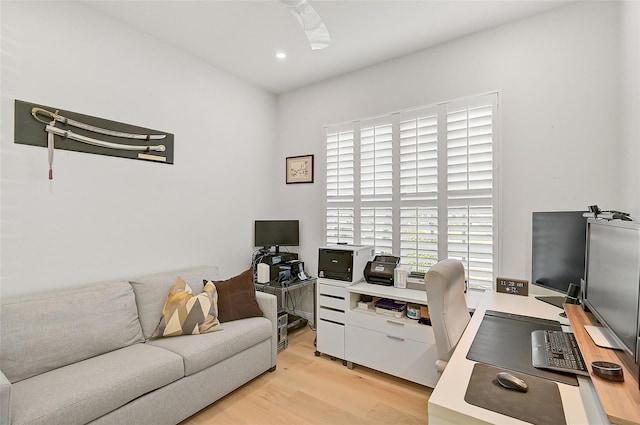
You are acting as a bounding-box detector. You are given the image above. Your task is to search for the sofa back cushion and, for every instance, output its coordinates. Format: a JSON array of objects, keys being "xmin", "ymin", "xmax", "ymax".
[
  {"xmin": 0, "ymin": 280, "xmax": 144, "ymax": 383},
  {"xmin": 129, "ymin": 266, "xmax": 219, "ymax": 340}
]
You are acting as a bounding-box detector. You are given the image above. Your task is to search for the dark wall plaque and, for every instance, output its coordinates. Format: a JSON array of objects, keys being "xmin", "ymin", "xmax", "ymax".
[{"xmin": 14, "ymin": 99, "xmax": 174, "ymax": 165}]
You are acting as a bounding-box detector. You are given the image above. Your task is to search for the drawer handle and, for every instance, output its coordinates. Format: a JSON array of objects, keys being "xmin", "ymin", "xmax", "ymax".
[
  {"xmin": 386, "ymin": 335, "xmax": 405, "ymax": 342},
  {"xmin": 320, "ymin": 318, "xmax": 344, "ymax": 326},
  {"xmin": 320, "ymin": 306, "xmax": 344, "ymax": 313},
  {"xmin": 320, "ymin": 294, "xmax": 344, "ymax": 300},
  {"xmin": 386, "ymin": 320, "xmax": 405, "ymax": 326}
]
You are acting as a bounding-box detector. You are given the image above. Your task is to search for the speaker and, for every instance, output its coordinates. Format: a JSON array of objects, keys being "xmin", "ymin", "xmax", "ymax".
[{"xmin": 257, "ymin": 263, "xmax": 270, "ymax": 283}]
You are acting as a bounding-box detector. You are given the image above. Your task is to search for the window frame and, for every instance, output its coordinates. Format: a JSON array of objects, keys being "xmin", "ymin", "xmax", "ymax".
[{"xmin": 323, "ymin": 92, "xmax": 501, "ymax": 290}]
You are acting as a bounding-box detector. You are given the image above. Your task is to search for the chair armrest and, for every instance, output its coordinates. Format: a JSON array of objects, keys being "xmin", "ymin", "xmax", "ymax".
[
  {"xmin": 0, "ymin": 369, "xmax": 11, "ymax": 425},
  {"xmin": 255, "ymin": 291, "xmax": 278, "ymax": 369}
]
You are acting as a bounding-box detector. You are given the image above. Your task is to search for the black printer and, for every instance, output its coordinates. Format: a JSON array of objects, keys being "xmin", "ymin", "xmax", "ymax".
[{"xmin": 364, "ymin": 255, "xmax": 400, "ymax": 286}]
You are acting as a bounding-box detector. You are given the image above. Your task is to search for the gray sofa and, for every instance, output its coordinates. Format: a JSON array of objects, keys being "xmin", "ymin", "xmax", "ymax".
[{"xmin": 0, "ymin": 265, "xmax": 278, "ymax": 425}]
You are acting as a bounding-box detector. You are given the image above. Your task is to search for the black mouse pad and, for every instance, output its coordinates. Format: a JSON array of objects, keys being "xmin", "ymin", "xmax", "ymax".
[
  {"xmin": 466, "ymin": 310, "xmax": 578, "ymax": 386},
  {"xmin": 464, "ymin": 363, "xmax": 567, "ymax": 425}
]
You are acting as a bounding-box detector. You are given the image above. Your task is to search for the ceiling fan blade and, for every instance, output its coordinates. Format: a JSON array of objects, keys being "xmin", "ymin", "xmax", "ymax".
[{"xmin": 280, "ymin": 0, "xmax": 331, "ymax": 50}]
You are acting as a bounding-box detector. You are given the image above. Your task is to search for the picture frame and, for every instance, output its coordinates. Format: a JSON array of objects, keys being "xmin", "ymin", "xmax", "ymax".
[{"xmin": 286, "ymin": 154, "xmax": 314, "ymax": 184}]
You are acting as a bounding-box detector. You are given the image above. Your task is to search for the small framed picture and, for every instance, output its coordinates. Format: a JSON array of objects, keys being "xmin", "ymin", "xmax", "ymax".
[{"xmin": 286, "ymin": 154, "xmax": 314, "ymax": 184}]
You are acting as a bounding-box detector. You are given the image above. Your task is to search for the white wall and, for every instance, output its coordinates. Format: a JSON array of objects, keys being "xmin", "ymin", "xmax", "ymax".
[
  {"xmin": 619, "ymin": 0, "xmax": 640, "ymax": 218},
  {"xmin": 275, "ymin": 1, "xmax": 623, "ymax": 287},
  {"xmin": 1, "ymin": 2, "xmax": 278, "ymax": 296}
]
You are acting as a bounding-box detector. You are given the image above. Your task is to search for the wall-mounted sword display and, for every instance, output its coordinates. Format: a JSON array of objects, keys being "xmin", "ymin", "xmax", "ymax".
[{"xmin": 14, "ymin": 100, "xmax": 174, "ymax": 179}]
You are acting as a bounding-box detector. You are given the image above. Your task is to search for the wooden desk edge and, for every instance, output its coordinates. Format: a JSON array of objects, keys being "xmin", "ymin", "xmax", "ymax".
[{"xmin": 564, "ymin": 304, "xmax": 640, "ymax": 425}]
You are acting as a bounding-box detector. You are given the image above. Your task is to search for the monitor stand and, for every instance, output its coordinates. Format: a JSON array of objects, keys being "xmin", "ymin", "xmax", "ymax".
[{"xmin": 535, "ymin": 295, "xmax": 565, "ymax": 309}]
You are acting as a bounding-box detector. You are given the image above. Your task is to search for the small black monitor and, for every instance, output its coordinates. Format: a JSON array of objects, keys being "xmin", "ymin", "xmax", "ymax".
[
  {"xmin": 531, "ymin": 211, "xmax": 588, "ymax": 307},
  {"xmin": 254, "ymin": 220, "xmax": 299, "ymax": 253}
]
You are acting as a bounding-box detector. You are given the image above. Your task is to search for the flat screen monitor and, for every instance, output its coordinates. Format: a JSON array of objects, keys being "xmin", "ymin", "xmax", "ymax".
[
  {"xmin": 583, "ymin": 219, "xmax": 640, "ymax": 364},
  {"xmin": 531, "ymin": 211, "xmax": 588, "ymax": 307},
  {"xmin": 254, "ymin": 220, "xmax": 299, "ymax": 253}
]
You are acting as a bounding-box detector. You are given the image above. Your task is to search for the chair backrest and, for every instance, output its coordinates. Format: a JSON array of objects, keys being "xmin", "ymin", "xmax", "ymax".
[{"xmin": 425, "ymin": 259, "xmax": 471, "ymax": 363}]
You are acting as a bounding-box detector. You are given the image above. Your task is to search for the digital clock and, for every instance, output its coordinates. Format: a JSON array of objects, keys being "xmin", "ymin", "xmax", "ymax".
[{"xmin": 496, "ymin": 277, "xmax": 529, "ymax": 296}]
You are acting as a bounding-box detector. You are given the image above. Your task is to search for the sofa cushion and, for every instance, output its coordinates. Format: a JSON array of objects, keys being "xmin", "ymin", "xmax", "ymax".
[
  {"xmin": 207, "ymin": 268, "xmax": 263, "ymax": 323},
  {"xmin": 151, "ymin": 278, "xmax": 222, "ymax": 339},
  {"xmin": 129, "ymin": 266, "xmax": 220, "ymax": 340},
  {"xmin": 9, "ymin": 343, "xmax": 183, "ymax": 425},
  {"xmin": 148, "ymin": 316, "xmax": 272, "ymax": 376},
  {"xmin": 0, "ymin": 281, "xmax": 144, "ymax": 383}
]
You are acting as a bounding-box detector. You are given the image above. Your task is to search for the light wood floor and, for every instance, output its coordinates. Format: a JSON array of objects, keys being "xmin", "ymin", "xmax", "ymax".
[{"xmin": 180, "ymin": 326, "xmax": 431, "ymax": 425}]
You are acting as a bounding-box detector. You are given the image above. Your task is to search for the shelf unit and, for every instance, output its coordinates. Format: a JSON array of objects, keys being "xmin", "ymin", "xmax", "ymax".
[
  {"xmin": 344, "ymin": 281, "xmax": 438, "ymax": 387},
  {"xmin": 315, "ymin": 278, "xmax": 438, "ymax": 386},
  {"xmin": 256, "ymin": 278, "xmax": 316, "ymax": 351}
]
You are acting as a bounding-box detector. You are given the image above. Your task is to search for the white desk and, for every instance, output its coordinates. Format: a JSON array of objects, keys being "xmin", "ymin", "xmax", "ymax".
[{"xmin": 428, "ymin": 291, "xmax": 610, "ymax": 425}]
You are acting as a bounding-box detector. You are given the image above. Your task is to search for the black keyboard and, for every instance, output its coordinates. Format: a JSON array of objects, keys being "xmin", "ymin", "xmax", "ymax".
[{"xmin": 531, "ymin": 330, "xmax": 589, "ymax": 376}]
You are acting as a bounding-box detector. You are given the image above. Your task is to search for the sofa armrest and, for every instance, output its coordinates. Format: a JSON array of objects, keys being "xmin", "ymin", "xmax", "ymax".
[
  {"xmin": 255, "ymin": 291, "xmax": 278, "ymax": 369},
  {"xmin": 0, "ymin": 369, "xmax": 12, "ymax": 425}
]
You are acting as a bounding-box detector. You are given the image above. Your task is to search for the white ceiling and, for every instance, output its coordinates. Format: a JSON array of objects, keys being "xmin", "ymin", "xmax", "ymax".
[{"xmin": 84, "ymin": 0, "xmax": 576, "ymax": 94}]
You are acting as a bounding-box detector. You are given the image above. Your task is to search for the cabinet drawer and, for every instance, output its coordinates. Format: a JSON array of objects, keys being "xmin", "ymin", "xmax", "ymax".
[
  {"xmin": 345, "ymin": 325, "xmax": 438, "ymax": 387},
  {"xmin": 319, "ymin": 307, "xmax": 345, "ymax": 324},
  {"xmin": 317, "ymin": 319, "xmax": 345, "ymax": 359},
  {"xmin": 347, "ymin": 310, "xmax": 434, "ymax": 344},
  {"xmin": 319, "ymin": 294, "xmax": 346, "ymax": 310},
  {"xmin": 318, "ymin": 283, "xmax": 345, "ymax": 298}
]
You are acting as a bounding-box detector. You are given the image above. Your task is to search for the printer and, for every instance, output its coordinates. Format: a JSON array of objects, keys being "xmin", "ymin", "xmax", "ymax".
[
  {"xmin": 364, "ymin": 255, "xmax": 401, "ymax": 286},
  {"xmin": 318, "ymin": 245, "xmax": 374, "ymax": 283}
]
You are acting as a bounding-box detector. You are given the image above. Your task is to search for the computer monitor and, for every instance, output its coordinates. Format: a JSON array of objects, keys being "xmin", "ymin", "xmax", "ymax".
[
  {"xmin": 531, "ymin": 211, "xmax": 588, "ymax": 308},
  {"xmin": 583, "ymin": 219, "xmax": 640, "ymax": 367},
  {"xmin": 254, "ymin": 220, "xmax": 299, "ymax": 253}
]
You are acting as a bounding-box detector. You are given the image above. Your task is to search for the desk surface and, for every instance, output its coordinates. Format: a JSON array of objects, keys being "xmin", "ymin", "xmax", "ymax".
[{"xmin": 428, "ymin": 291, "xmax": 609, "ymax": 425}]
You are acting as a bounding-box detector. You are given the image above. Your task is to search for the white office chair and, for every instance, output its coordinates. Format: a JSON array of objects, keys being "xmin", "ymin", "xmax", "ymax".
[{"xmin": 425, "ymin": 259, "xmax": 471, "ymax": 374}]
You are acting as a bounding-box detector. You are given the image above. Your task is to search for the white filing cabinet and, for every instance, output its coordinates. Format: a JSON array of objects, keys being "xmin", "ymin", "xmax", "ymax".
[
  {"xmin": 315, "ymin": 278, "xmax": 439, "ymax": 387},
  {"xmin": 345, "ymin": 282, "xmax": 439, "ymax": 387},
  {"xmin": 315, "ymin": 278, "xmax": 350, "ymax": 362}
]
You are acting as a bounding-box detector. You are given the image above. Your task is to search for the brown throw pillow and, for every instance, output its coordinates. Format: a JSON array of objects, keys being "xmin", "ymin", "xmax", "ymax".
[
  {"xmin": 206, "ymin": 268, "xmax": 263, "ymax": 323},
  {"xmin": 151, "ymin": 277, "xmax": 222, "ymax": 339}
]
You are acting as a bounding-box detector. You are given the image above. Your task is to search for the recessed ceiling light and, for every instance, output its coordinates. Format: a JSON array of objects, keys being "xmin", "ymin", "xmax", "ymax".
[{"xmin": 275, "ymin": 51, "xmax": 287, "ymax": 60}]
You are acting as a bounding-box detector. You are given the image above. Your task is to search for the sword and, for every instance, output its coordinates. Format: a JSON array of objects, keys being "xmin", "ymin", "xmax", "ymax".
[
  {"xmin": 45, "ymin": 124, "xmax": 166, "ymax": 152},
  {"xmin": 48, "ymin": 120, "xmax": 55, "ymax": 180},
  {"xmin": 32, "ymin": 107, "xmax": 166, "ymax": 140}
]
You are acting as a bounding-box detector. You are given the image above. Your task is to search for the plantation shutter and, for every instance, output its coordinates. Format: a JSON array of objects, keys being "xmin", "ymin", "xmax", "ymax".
[
  {"xmin": 359, "ymin": 120, "xmax": 393, "ymax": 253},
  {"xmin": 324, "ymin": 93, "xmax": 499, "ymax": 290},
  {"xmin": 398, "ymin": 109, "xmax": 439, "ymax": 272},
  {"xmin": 446, "ymin": 99, "xmax": 496, "ymax": 289},
  {"xmin": 326, "ymin": 128, "xmax": 355, "ymax": 244}
]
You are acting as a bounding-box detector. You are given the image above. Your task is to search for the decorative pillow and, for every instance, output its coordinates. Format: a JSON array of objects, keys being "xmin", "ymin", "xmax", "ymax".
[
  {"xmin": 151, "ymin": 277, "xmax": 222, "ymax": 339},
  {"xmin": 206, "ymin": 268, "xmax": 263, "ymax": 323}
]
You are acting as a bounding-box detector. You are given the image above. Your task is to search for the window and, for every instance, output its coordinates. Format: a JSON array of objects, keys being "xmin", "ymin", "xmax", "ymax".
[{"xmin": 324, "ymin": 93, "xmax": 499, "ymax": 290}]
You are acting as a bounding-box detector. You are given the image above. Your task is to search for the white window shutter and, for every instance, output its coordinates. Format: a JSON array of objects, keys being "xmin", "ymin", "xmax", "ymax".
[
  {"xmin": 361, "ymin": 207, "xmax": 393, "ymax": 254},
  {"xmin": 447, "ymin": 205, "xmax": 494, "ymax": 290},
  {"xmin": 361, "ymin": 123, "xmax": 393, "ymax": 201},
  {"xmin": 326, "ymin": 207, "xmax": 355, "ymax": 245},
  {"xmin": 325, "ymin": 128, "xmax": 356, "ymax": 244},
  {"xmin": 325, "ymin": 93, "xmax": 498, "ymax": 289},
  {"xmin": 446, "ymin": 100, "xmax": 495, "ymax": 289},
  {"xmin": 399, "ymin": 114, "xmax": 438, "ymax": 200},
  {"xmin": 400, "ymin": 207, "xmax": 438, "ymax": 272}
]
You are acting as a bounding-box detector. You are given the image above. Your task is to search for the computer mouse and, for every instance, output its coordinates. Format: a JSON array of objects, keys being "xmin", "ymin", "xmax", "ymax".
[{"xmin": 496, "ymin": 372, "xmax": 529, "ymax": 393}]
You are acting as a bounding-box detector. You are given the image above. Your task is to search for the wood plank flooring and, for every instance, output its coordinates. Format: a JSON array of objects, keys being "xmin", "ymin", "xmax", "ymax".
[{"xmin": 180, "ymin": 326, "xmax": 431, "ymax": 425}]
